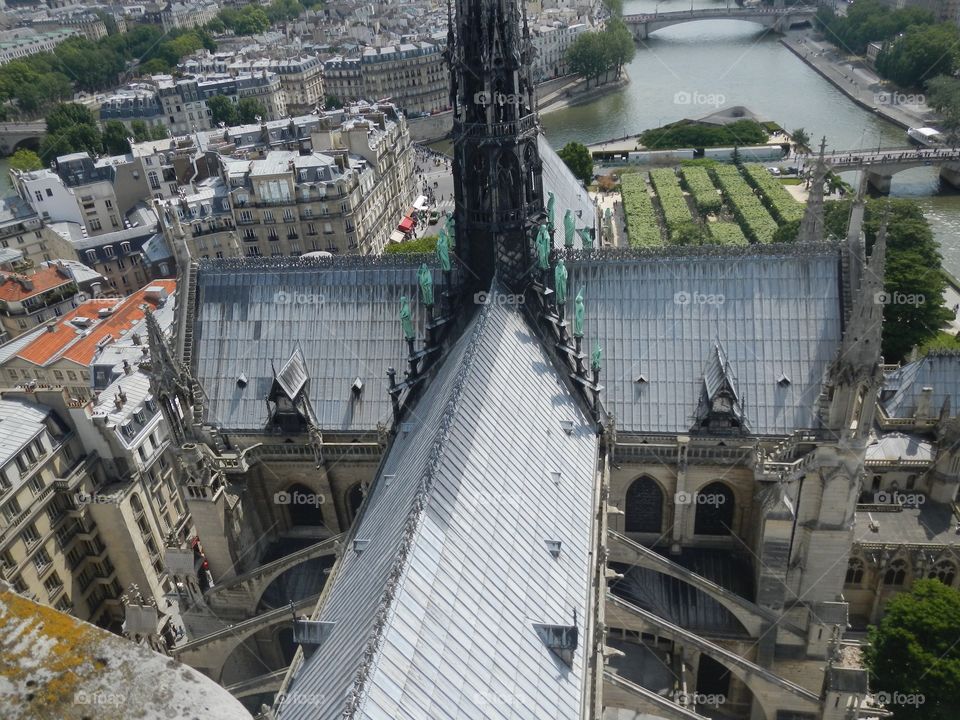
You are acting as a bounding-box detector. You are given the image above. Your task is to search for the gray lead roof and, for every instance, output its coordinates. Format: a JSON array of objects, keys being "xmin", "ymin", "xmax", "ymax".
[
  {"xmin": 192, "ymin": 259, "xmax": 445, "ymax": 432},
  {"xmin": 565, "ymin": 247, "xmax": 844, "ymax": 435},
  {"xmin": 278, "ymin": 289, "xmax": 599, "ymax": 720},
  {"xmin": 882, "ymin": 351, "xmax": 960, "ymax": 419}
]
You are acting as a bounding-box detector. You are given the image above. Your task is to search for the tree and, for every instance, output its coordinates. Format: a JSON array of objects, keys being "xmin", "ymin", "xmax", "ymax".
[
  {"xmin": 773, "ymin": 219, "xmax": 800, "ymax": 243},
  {"xmin": 604, "ymin": 19, "xmax": 635, "ymax": 79},
  {"xmin": 150, "ymin": 124, "xmax": 169, "ymax": 140},
  {"xmin": 557, "ymin": 142, "xmax": 594, "ymax": 186},
  {"xmin": 207, "ymin": 95, "xmax": 238, "ymax": 126},
  {"xmin": 602, "ymin": 0, "xmax": 623, "ymax": 16},
  {"xmin": 876, "ymin": 23, "xmax": 960, "ymax": 88},
  {"xmin": 865, "ymin": 579, "xmax": 960, "ymax": 720},
  {"xmin": 823, "ymin": 198, "xmax": 953, "ymax": 361},
  {"xmin": 790, "ymin": 128, "xmax": 811, "ymax": 155},
  {"xmin": 926, "ymin": 75, "xmax": 960, "ymax": 146},
  {"xmin": 9, "ymin": 148, "xmax": 42, "ymax": 172},
  {"xmin": 237, "ymin": 98, "xmax": 267, "ymax": 124},
  {"xmin": 566, "ymin": 32, "xmax": 609, "ymax": 88},
  {"xmin": 671, "ymin": 220, "xmax": 707, "ymax": 246},
  {"xmin": 40, "ymin": 103, "xmax": 103, "ymax": 159},
  {"xmin": 130, "ymin": 120, "xmax": 152, "ymax": 143},
  {"xmin": 102, "ymin": 120, "xmax": 131, "ymax": 155}
]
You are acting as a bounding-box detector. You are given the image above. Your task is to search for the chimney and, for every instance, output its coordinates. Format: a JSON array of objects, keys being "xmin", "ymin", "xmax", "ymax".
[
  {"xmin": 123, "ymin": 359, "xmax": 132, "ymax": 375},
  {"xmin": 114, "ymin": 394, "xmax": 123, "ymax": 410},
  {"xmin": 118, "ymin": 388, "xmax": 127, "ymax": 404}
]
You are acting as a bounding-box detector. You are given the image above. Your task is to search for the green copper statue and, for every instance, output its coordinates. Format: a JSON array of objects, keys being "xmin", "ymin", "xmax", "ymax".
[
  {"xmin": 445, "ymin": 213, "xmax": 455, "ymax": 243},
  {"xmin": 578, "ymin": 227, "xmax": 594, "ymax": 250},
  {"xmin": 591, "ymin": 341, "xmax": 603, "ymax": 372},
  {"xmin": 563, "ymin": 209, "xmax": 575, "ymax": 248},
  {"xmin": 554, "ymin": 258, "xmax": 568, "ymax": 306},
  {"xmin": 399, "ymin": 296, "xmax": 414, "ymax": 340},
  {"xmin": 536, "ymin": 224, "xmax": 551, "ymax": 270},
  {"xmin": 573, "ymin": 288, "xmax": 584, "ymax": 338},
  {"xmin": 546, "ymin": 192, "xmax": 556, "ymax": 234},
  {"xmin": 418, "ymin": 263, "xmax": 434, "ymax": 306},
  {"xmin": 436, "ymin": 228, "xmax": 451, "ymax": 272}
]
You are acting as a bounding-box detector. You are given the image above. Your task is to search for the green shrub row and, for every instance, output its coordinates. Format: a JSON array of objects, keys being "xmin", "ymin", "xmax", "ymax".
[
  {"xmin": 620, "ymin": 174, "xmax": 662, "ymax": 247},
  {"xmin": 710, "ymin": 165, "xmax": 779, "ymax": 244},
  {"xmin": 742, "ymin": 163, "xmax": 805, "ymax": 224},
  {"xmin": 650, "ymin": 168, "xmax": 694, "ymax": 239},
  {"xmin": 679, "ymin": 166, "xmax": 723, "ymax": 214}
]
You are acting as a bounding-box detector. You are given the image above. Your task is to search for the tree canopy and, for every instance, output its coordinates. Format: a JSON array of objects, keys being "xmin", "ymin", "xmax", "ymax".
[
  {"xmin": 823, "ymin": 198, "xmax": 952, "ymax": 361},
  {"xmin": 638, "ymin": 119, "xmax": 768, "ymax": 150},
  {"xmin": 865, "ymin": 579, "xmax": 960, "ymax": 720},
  {"xmin": 816, "ymin": 0, "xmax": 935, "ymax": 55},
  {"xmin": 566, "ymin": 21, "xmax": 635, "ymax": 87},
  {"xmin": 9, "ymin": 148, "xmax": 42, "ymax": 172},
  {"xmin": 557, "ymin": 141, "xmax": 594, "ymax": 186},
  {"xmin": 876, "ymin": 23, "xmax": 960, "ymax": 88}
]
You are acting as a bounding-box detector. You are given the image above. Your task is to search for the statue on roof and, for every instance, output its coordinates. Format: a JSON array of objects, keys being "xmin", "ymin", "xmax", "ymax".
[
  {"xmin": 578, "ymin": 227, "xmax": 594, "ymax": 250},
  {"xmin": 445, "ymin": 213, "xmax": 455, "ymax": 243},
  {"xmin": 591, "ymin": 341, "xmax": 603, "ymax": 372},
  {"xmin": 554, "ymin": 258, "xmax": 568, "ymax": 306},
  {"xmin": 418, "ymin": 263, "xmax": 434, "ymax": 306},
  {"xmin": 536, "ymin": 224, "xmax": 551, "ymax": 270},
  {"xmin": 399, "ymin": 296, "xmax": 414, "ymax": 340},
  {"xmin": 564, "ymin": 209, "xmax": 575, "ymax": 248},
  {"xmin": 573, "ymin": 288, "xmax": 584, "ymax": 338},
  {"xmin": 546, "ymin": 192, "xmax": 556, "ymax": 234},
  {"xmin": 436, "ymin": 228, "xmax": 451, "ymax": 272}
]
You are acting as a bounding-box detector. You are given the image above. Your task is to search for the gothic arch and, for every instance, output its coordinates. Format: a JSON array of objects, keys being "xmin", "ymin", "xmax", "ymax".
[
  {"xmin": 624, "ymin": 476, "xmax": 664, "ymax": 534},
  {"xmin": 693, "ymin": 481, "xmax": 735, "ymax": 536},
  {"xmin": 845, "ymin": 557, "xmax": 865, "ymax": 586},
  {"xmin": 284, "ymin": 483, "xmax": 325, "ymax": 528},
  {"xmin": 495, "ymin": 150, "xmax": 520, "ymax": 211},
  {"xmin": 929, "ymin": 559, "xmax": 956, "ymax": 586},
  {"xmin": 883, "ymin": 559, "xmax": 907, "ymax": 586},
  {"xmin": 523, "ymin": 143, "xmax": 539, "ymax": 204}
]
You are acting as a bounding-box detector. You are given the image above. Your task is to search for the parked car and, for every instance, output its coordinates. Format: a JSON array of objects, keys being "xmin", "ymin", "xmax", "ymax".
[{"xmin": 429, "ymin": 210, "xmax": 441, "ymax": 224}]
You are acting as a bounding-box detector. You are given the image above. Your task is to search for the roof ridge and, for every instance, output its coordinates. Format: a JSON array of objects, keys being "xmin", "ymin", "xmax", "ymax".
[{"xmin": 343, "ymin": 293, "xmax": 498, "ymax": 719}]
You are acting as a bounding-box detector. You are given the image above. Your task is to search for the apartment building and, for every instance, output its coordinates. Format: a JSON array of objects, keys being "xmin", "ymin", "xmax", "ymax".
[
  {"xmin": 99, "ymin": 86, "xmax": 168, "ymax": 135},
  {"xmin": 158, "ymin": 106, "xmax": 412, "ymax": 257},
  {"xmin": 0, "ymin": 260, "xmax": 104, "ymax": 340},
  {"xmin": 0, "ymin": 396, "xmax": 115, "ymax": 624},
  {"xmin": 0, "ymin": 27, "xmax": 78, "ymax": 65},
  {"xmin": 0, "ymin": 280, "xmax": 177, "ymax": 401},
  {"xmin": 531, "ymin": 21, "xmax": 588, "ymax": 81},
  {"xmin": 324, "ymin": 42, "xmax": 448, "ymax": 115},
  {"xmin": 160, "ymin": 0, "xmax": 219, "ymax": 32},
  {"xmin": 0, "ymin": 194, "xmax": 76, "ymax": 268}
]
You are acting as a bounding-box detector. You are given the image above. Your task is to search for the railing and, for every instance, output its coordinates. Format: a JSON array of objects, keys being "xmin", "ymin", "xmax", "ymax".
[{"xmin": 453, "ymin": 113, "xmax": 538, "ymax": 139}]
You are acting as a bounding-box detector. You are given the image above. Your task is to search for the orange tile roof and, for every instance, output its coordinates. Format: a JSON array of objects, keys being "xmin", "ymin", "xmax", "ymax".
[
  {"xmin": 0, "ymin": 266, "xmax": 73, "ymax": 303},
  {"xmin": 15, "ymin": 279, "xmax": 177, "ymax": 367}
]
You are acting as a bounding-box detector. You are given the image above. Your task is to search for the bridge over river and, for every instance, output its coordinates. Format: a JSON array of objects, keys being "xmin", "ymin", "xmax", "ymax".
[
  {"xmin": 811, "ymin": 145, "xmax": 960, "ymax": 194},
  {"xmin": 623, "ymin": 6, "xmax": 816, "ymax": 41}
]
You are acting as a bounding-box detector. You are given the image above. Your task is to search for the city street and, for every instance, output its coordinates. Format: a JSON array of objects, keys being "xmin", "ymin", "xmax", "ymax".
[{"xmin": 411, "ymin": 145, "xmax": 455, "ymax": 238}]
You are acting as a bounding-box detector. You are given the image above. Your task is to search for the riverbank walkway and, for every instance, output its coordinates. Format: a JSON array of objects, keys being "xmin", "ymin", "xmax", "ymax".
[{"xmin": 780, "ymin": 36, "xmax": 935, "ymax": 132}]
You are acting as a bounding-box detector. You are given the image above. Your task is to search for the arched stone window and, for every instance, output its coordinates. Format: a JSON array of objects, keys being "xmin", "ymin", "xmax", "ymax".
[
  {"xmin": 929, "ymin": 560, "xmax": 956, "ymax": 586},
  {"xmin": 693, "ymin": 482, "xmax": 735, "ymax": 536},
  {"xmin": 884, "ymin": 559, "xmax": 907, "ymax": 586},
  {"xmin": 284, "ymin": 483, "xmax": 325, "ymax": 527},
  {"xmin": 624, "ymin": 477, "xmax": 663, "ymax": 534},
  {"xmin": 845, "ymin": 558, "xmax": 864, "ymax": 586}
]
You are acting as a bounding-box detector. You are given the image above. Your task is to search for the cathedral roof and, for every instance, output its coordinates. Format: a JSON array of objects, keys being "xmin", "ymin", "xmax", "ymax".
[
  {"xmin": 277, "ymin": 287, "xmax": 599, "ymax": 720},
  {"xmin": 565, "ymin": 244, "xmax": 844, "ymax": 436},
  {"xmin": 191, "ymin": 257, "xmax": 446, "ymax": 433},
  {"xmin": 882, "ymin": 351, "xmax": 960, "ymax": 419},
  {"xmin": 539, "ymin": 134, "xmax": 595, "ymax": 245}
]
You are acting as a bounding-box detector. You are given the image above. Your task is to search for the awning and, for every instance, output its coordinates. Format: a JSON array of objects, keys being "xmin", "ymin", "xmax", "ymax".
[
  {"xmin": 398, "ymin": 217, "xmax": 414, "ymax": 232},
  {"xmin": 389, "ymin": 230, "xmax": 406, "ymax": 244},
  {"xmin": 412, "ymin": 195, "xmax": 428, "ymax": 211}
]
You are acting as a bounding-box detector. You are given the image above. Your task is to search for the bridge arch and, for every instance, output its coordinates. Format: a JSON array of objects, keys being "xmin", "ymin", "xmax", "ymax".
[{"xmin": 11, "ymin": 136, "xmax": 41, "ymax": 153}]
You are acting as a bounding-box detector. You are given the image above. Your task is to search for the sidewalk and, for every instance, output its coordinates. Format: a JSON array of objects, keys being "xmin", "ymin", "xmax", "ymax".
[{"xmin": 780, "ymin": 36, "xmax": 937, "ymax": 132}]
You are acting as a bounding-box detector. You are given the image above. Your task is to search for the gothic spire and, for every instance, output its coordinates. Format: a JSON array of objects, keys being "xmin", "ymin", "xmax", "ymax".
[{"xmin": 449, "ymin": 0, "xmax": 544, "ymax": 291}]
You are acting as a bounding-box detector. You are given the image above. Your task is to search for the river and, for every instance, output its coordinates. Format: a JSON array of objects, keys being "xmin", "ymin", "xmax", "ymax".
[{"xmin": 539, "ymin": 0, "xmax": 960, "ymax": 276}]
